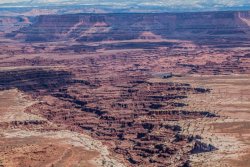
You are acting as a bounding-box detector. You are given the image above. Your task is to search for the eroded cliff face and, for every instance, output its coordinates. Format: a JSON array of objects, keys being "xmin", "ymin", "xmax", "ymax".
[
  {"xmin": 1, "ymin": 10, "xmax": 250, "ymax": 167},
  {"xmin": 6, "ymin": 11, "xmax": 250, "ymax": 42},
  {"xmin": 0, "ymin": 16, "xmax": 31, "ymax": 33},
  {"xmin": 0, "ymin": 64, "xmax": 217, "ymax": 167}
]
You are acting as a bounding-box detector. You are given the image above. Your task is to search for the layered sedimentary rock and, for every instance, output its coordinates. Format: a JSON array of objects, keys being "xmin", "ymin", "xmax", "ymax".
[
  {"xmin": 0, "ymin": 16, "xmax": 31, "ymax": 33},
  {"xmin": 6, "ymin": 11, "xmax": 250, "ymax": 43},
  {"xmin": 0, "ymin": 68, "xmax": 72, "ymax": 93},
  {"xmin": 0, "ymin": 55, "xmax": 218, "ymax": 167},
  {"xmin": 1, "ymin": 10, "xmax": 250, "ymax": 167}
]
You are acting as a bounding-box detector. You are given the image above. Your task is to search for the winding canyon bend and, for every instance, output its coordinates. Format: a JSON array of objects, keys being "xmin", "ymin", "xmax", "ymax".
[{"xmin": 0, "ymin": 11, "xmax": 250, "ymax": 167}]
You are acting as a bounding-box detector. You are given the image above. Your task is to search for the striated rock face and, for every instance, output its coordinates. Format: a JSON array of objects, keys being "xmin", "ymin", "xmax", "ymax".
[
  {"xmin": 1, "ymin": 10, "xmax": 250, "ymax": 167},
  {"xmin": 0, "ymin": 57, "xmax": 217, "ymax": 166},
  {"xmin": 0, "ymin": 68, "xmax": 72, "ymax": 93},
  {"xmin": 0, "ymin": 16, "xmax": 31, "ymax": 33},
  {"xmin": 6, "ymin": 11, "xmax": 250, "ymax": 42}
]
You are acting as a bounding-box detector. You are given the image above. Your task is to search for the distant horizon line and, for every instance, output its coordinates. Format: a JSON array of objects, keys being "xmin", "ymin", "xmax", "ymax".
[
  {"xmin": 0, "ymin": 6, "xmax": 250, "ymax": 13},
  {"xmin": 0, "ymin": 4, "xmax": 250, "ymax": 10}
]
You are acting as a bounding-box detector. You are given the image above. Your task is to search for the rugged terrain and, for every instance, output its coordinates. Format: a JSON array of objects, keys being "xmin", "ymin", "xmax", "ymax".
[{"xmin": 0, "ymin": 11, "xmax": 250, "ymax": 167}]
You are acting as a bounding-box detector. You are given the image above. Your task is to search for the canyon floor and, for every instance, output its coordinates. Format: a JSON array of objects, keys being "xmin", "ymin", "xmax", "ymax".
[{"xmin": 1, "ymin": 12, "xmax": 250, "ymax": 167}]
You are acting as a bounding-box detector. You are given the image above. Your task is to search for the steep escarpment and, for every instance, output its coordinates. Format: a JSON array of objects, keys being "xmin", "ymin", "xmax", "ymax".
[
  {"xmin": 6, "ymin": 11, "xmax": 250, "ymax": 42},
  {"xmin": 0, "ymin": 67, "xmax": 72, "ymax": 93},
  {"xmin": 1, "ymin": 10, "xmax": 250, "ymax": 167},
  {"xmin": 0, "ymin": 16, "xmax": 32, "ymax": 33},
  {"xmin": 0, "ymin": 55, "xmax": 219, "ymax": 167}
]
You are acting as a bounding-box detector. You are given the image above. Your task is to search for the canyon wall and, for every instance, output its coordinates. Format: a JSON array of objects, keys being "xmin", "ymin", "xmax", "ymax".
[{"xmin": 6, "ymin": 11, "xmax": 250, "ymax": 42}]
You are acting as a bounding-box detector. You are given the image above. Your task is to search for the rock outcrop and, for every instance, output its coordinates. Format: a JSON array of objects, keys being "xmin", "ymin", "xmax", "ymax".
[{"xmin": 6, "ymin": 11, "xmax": 250, "ymax": 43}]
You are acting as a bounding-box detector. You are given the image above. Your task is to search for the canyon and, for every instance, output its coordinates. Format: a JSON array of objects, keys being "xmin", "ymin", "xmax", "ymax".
[{"xmin": 0, "ymin": 11, "xmax": 250, "ymax": 167}]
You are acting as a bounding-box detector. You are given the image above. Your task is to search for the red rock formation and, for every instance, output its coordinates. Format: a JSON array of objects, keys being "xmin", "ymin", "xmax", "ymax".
[{"xmin": 6, "ymin": 12, "xmax": 250, "ymax": 43}]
